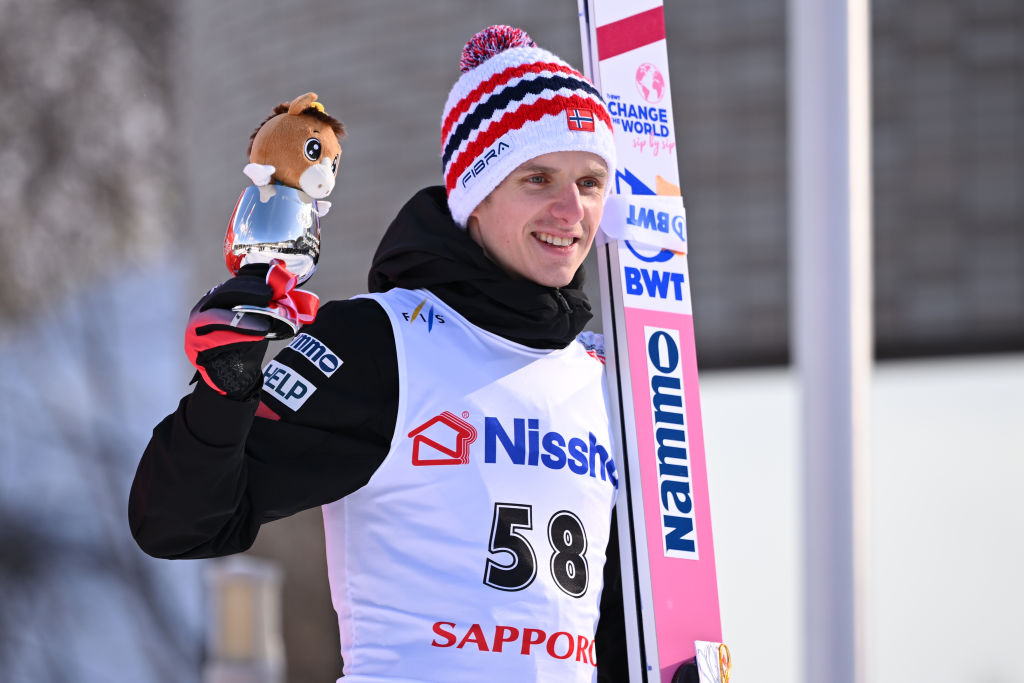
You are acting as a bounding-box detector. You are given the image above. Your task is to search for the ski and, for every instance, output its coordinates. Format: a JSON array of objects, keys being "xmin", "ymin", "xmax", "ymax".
[{"xmin": 577, "ymin": 3, "xmax": 727, "ymax": 682}]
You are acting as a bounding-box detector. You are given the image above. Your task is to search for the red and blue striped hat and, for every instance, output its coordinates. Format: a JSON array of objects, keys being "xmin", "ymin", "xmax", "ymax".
[{"xmin": 441, "ymin": 25, "xmax": 617, "ymax": 227}]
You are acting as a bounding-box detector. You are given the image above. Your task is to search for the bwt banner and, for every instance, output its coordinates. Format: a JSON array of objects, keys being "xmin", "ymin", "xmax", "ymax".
[{"xmin": 598, "ymin": 195, "xmax": 687, "ymax": 252}]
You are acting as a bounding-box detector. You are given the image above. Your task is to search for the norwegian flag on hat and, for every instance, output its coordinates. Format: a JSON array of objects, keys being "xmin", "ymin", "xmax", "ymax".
[{"xmin": 566, "ymin": 108, "xmax": 596, "ymax": 132}]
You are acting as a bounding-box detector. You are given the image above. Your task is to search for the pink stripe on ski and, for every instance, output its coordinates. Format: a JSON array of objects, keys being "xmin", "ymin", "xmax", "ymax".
[{"xmin": 624, "ymin": 307, "xmax": 721, "ymax": 681}]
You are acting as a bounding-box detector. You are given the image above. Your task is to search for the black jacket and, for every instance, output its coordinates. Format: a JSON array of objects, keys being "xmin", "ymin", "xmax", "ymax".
[{"xmin": 129, "ymin": 186, "xmax": 626, "ymax": 680}]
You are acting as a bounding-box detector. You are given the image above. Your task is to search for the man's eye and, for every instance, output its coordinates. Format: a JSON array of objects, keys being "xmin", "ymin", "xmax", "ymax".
[{"xmin": 526, "ymin": 175, "xmax": 546, "ymax": 184}]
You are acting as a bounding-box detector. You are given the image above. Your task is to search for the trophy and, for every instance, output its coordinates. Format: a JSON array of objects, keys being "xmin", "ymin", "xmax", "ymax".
[{"xmin": 222, "ymin": 92, "xmax": 345, "ymax": 339}]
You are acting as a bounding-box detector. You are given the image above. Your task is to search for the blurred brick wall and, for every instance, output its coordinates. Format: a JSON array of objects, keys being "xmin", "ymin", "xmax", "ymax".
[
  {"xmin": 669, "ymin": 0, "xmax": 1024, "ymax": 366},
  {"xmin": 667, "ymin": 1, "xmax": 791, "ymax": 367},
  {"xmin": 0, "ymin": 0, "xmax": 178, "ymax": 325},
  {"xmin": 873, "ymin": 0, "xmax": 1024, "ymax": 358}
]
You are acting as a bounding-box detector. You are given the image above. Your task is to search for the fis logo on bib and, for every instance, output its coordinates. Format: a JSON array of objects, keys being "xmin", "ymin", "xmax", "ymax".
[{"xmin": 402, "ymin": 299, "xmax": 446, "ymax": 332}]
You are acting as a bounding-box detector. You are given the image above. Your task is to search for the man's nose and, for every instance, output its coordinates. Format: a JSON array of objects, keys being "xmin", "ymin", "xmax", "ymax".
[{"xmin": 550, "ymin": 182, "xmax": 585, "ymax": 224}]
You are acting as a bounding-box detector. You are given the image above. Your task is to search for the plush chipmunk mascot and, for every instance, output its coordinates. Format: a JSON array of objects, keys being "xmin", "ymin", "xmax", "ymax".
[
  {"xmin": 220, "ymin": 92, "xmax": 346, "ymax": 339},
  {"xmin": 244, "ymin": 92, "xmax": 346, "ymax": 215}
]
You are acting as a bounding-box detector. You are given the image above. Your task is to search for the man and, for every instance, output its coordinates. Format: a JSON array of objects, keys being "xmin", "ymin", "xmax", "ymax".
[{"xmin": 131, "ymin": 25, "xmax": 625, "ymax": 682}]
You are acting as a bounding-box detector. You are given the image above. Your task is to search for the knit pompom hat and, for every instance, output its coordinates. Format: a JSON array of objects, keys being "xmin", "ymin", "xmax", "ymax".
[{"xmin": 440, "ymin": 25, "xmax": 617, "ymax": 227}]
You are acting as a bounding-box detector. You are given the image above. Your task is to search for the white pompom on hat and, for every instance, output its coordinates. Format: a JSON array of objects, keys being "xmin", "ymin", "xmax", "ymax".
[{"xmin": 440, "ymin": 25, "xmax": 617, "ymax": 228}]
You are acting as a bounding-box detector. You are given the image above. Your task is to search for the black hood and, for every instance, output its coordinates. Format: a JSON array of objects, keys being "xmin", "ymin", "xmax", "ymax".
[{"xmin": 368, "ymin": 186, "xmax": 592, "ymax": 349}]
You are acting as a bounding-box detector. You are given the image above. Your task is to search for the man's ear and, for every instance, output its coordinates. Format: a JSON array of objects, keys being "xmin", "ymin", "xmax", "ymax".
[{"xmin": 465, "ymin": 214, "xmax": 483, "ymax": 247}]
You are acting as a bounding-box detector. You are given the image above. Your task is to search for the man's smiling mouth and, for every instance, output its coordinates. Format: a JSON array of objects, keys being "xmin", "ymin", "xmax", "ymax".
[{"xmin": 534, "ymin": 232, "xmax": 578, "ymax": 247}]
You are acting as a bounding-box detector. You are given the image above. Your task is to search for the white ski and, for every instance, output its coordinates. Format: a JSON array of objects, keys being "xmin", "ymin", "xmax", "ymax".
[{"xmin": 577, "ymin": 3, "xmax": 728, "ymax": 682}]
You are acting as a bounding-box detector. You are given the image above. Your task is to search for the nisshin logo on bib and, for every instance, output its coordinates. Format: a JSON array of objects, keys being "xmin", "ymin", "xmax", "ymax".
[
  {"xmin": 409, "ymin": 413, "xmax": 617, "ymax": 487},
  {"xmin": 485, "ymin": 417, "xmax": 617, "ymax": 488}
]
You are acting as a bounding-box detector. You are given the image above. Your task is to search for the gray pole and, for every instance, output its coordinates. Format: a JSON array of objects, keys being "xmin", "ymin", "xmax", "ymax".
[
  {"xmin": 203, "ymin": 556, "xmax": 285, "ymax": 683},
  {"xmin": 788, "ymin": 1, "xmax": 872, "ymax": 682}
]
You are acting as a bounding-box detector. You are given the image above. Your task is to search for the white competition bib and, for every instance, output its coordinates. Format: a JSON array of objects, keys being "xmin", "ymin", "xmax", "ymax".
[{"xmin": 322, "ymin": 288, "xmax": 617, "ymax": 682}]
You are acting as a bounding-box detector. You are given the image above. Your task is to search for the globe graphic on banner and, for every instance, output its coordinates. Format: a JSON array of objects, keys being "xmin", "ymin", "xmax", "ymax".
[{"xmin": 635, "ymin": 63, "xmax": 665, "ymax": 103}]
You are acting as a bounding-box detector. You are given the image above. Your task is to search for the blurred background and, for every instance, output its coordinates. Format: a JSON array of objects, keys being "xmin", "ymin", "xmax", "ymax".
[{"xmin": 0, "ymin": 0, "xmax": 1020, "ymax": 681}]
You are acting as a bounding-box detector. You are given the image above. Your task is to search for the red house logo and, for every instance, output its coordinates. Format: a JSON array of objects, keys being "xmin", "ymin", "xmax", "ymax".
[{"xmin": 408, "ymin": 411, "xmax": 478, "ymax": 466}]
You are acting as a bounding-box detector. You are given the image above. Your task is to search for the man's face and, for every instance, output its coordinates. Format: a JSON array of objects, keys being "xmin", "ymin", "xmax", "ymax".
[{"xmin": 467, "ymin": 151, "xmax": 608, "ymax": 288}]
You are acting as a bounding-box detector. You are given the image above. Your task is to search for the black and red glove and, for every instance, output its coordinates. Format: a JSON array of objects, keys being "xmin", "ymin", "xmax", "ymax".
[
  {"xmin": 185, "ymin": 264, "xmax": 274, "ymax": 400},
  {"xmin": 671, "ymin": 659, "xmax": 700, "ymax": 683}
]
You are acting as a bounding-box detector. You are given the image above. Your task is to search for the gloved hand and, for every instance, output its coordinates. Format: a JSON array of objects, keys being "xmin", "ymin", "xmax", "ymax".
[
  {"xmin": 185, "ymin": 264, "xmax": 274, "ymax": 400},
  {"xmin": 671, "ymin": 658, "xmax": 699, "ymax": 683}
]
